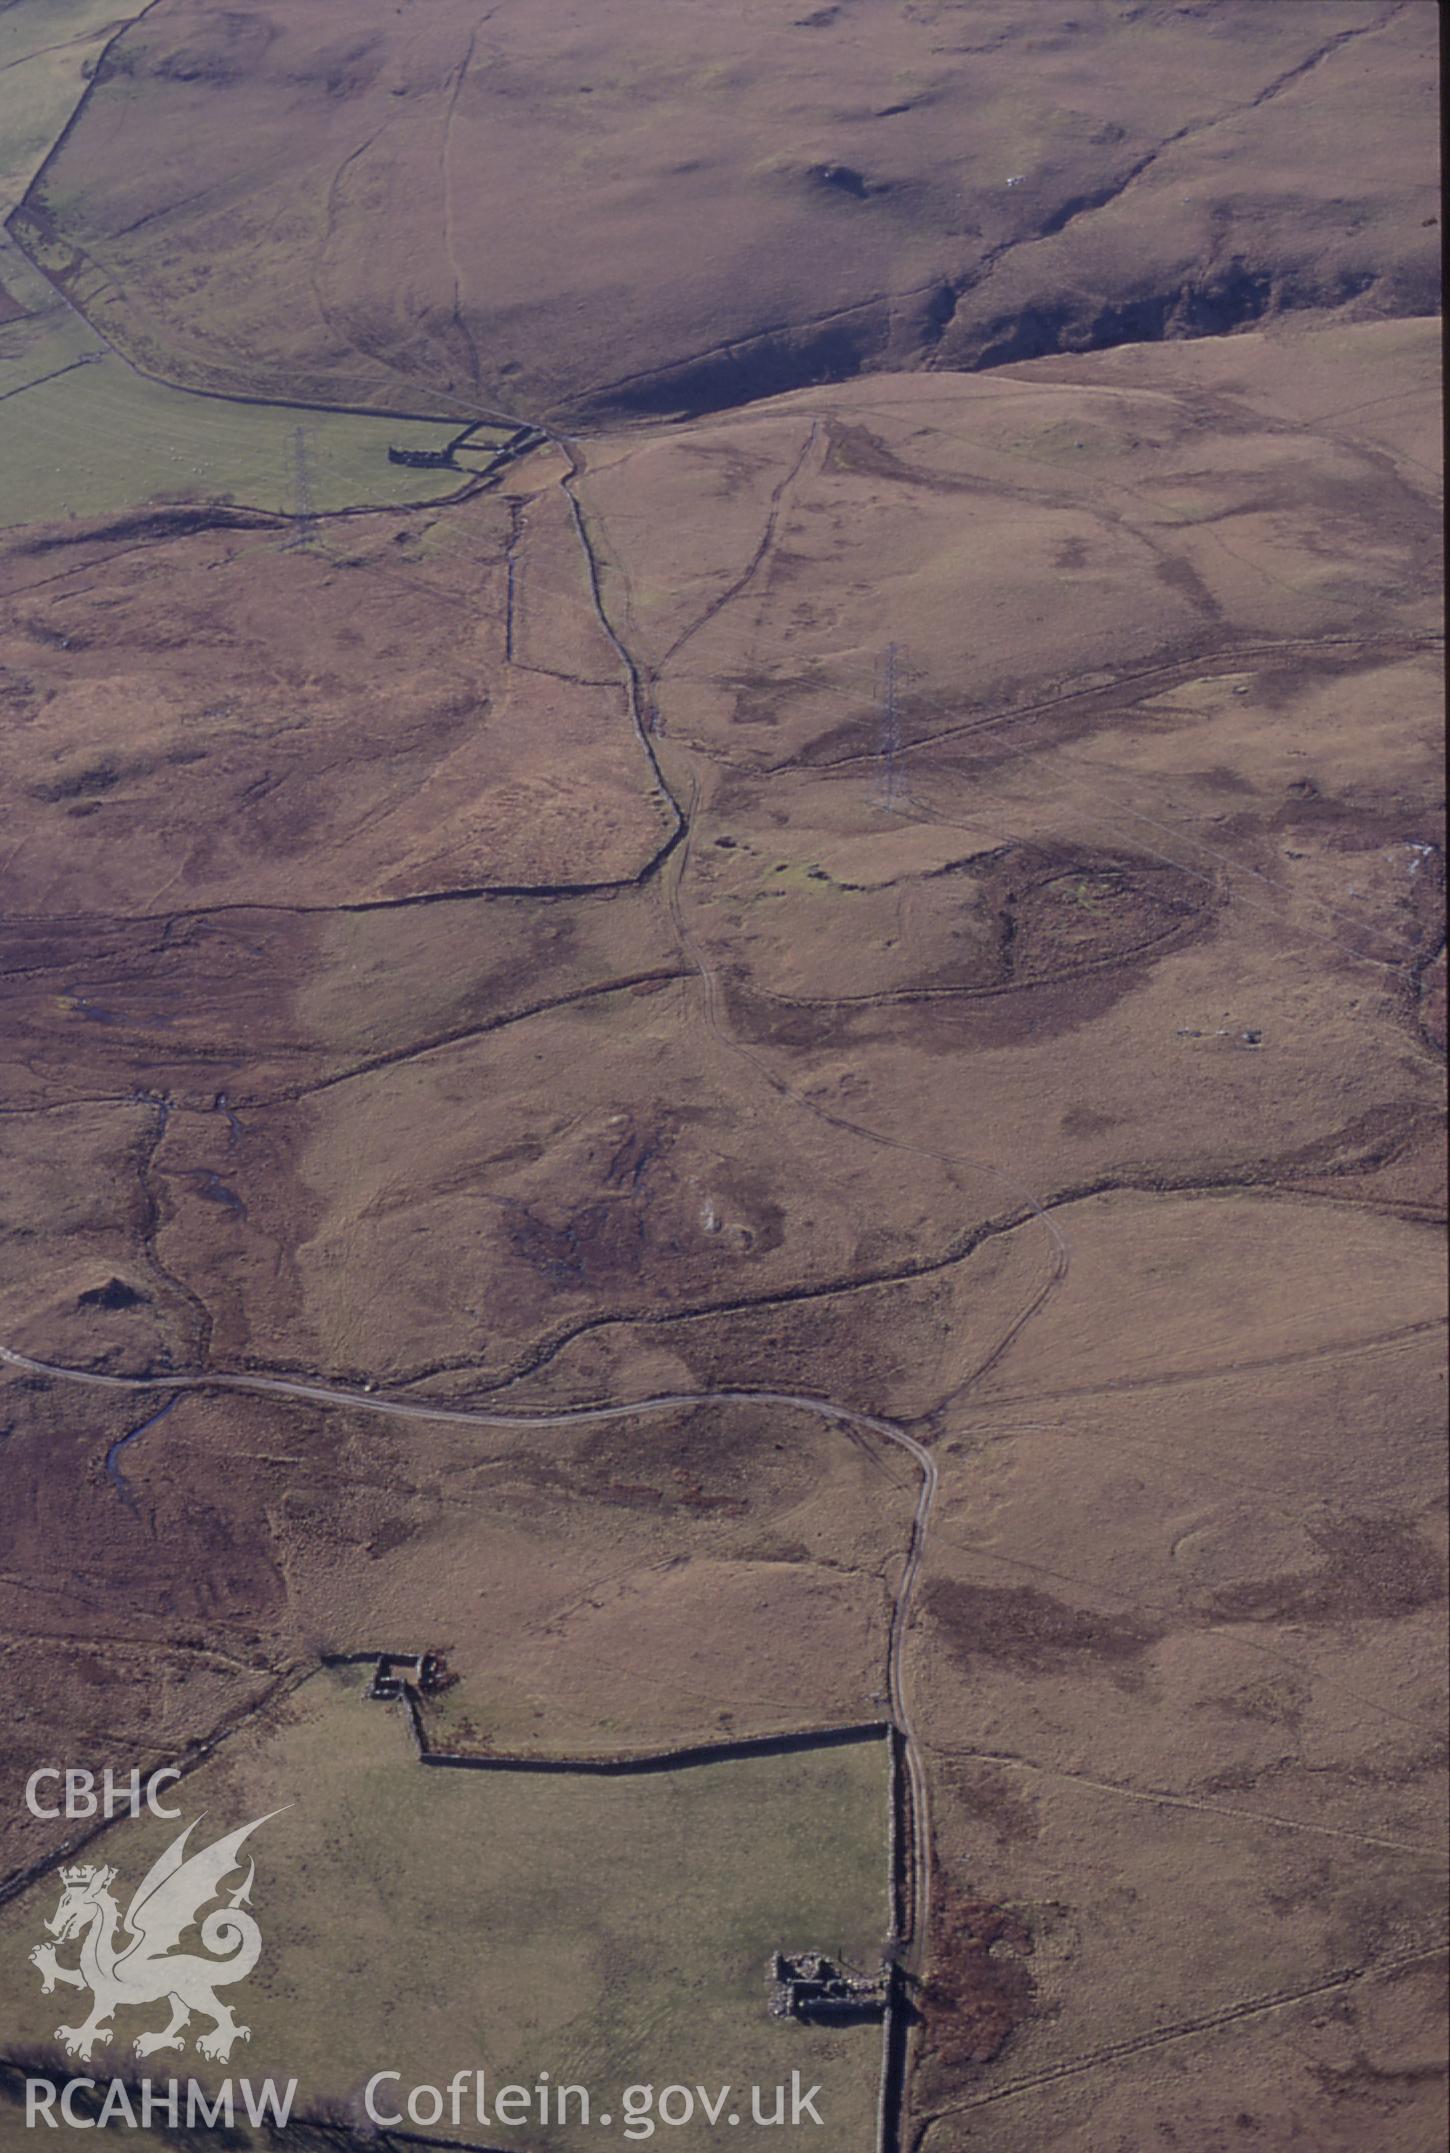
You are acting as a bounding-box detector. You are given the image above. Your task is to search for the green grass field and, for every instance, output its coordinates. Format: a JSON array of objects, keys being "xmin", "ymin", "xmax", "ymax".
[
  {"xmin": 0, "ymin": 1667, "xmax": 891, "ymax": 2149},
  {"xmin": 0, "ymin": 1, "xmax": 130, "ymax": 219},
  {"xmin": 0, "ymin": 231, "xmax": 503, "ymax": 526}
]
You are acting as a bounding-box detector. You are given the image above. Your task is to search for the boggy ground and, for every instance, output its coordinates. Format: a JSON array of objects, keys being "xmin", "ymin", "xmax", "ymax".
[
  {"xmin": 4, "ymin": 316, "xmax": 1443, "ymax": 2146},
  {"xmin": 3, "ymin": 2, "xmax": 1437, "ymax": 422},
  {"xmin": 0, "ymin": 93, "xmax": 1443, "ymax": 2153}
]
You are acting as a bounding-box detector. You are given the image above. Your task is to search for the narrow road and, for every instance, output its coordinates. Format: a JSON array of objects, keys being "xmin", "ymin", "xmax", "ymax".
[
  {"xmin": 0, "ymin": 128, "xmax": 1076, "ymax": 2008},
  {"xmin": 0, "ymin": 1342, "xmax": 939, "ymax": 1970}
]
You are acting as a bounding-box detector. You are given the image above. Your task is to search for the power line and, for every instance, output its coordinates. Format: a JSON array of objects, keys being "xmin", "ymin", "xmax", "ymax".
[{"xmin": 877, "ymin": 641, "xmax": 902, "ymax": 807}]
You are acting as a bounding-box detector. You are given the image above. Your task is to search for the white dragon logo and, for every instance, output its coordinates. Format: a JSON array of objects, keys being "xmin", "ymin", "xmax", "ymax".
[{"xmin": 29, "ymin": 1811, "xmax": 281, "ymax": 2063}]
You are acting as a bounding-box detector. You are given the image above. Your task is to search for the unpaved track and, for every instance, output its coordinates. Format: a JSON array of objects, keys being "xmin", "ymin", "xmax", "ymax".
[
  {"xmin": 2, "ymin": 29, "xmax": 1074, "ymax": 2069},
  {"xmin": 0, "ymin": 1341, "xmax": 938, "ymax": 1966},
  {"xmin": 0, "ymin": 378, "xmax": 1072, "ymax": 1995}
]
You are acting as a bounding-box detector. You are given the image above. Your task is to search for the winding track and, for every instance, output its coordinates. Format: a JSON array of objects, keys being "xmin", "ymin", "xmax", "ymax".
[
  {"xmin": 6, "ymin": 27, "xmax": 1443, "ymax": 2153},
  {"xmin": 0, "ymin": 25, "xmax": 1078, "ymax": 2035},
  {"xmin": 0, "ymin": 346, "xmax": 1071, "ymax": 1989},
  {"xmin": 0, "ymin": 1342, "xmax": 939, "ymax": 1968}
]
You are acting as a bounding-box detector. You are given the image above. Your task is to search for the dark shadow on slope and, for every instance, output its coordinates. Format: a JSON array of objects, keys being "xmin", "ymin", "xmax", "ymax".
[{"xmin": 586, "ymin": 319, "xmax": 876, "ymax": 422}]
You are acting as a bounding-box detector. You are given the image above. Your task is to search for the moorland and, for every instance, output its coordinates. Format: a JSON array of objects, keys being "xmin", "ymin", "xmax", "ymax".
[{"xmin": 0, "ymin": 4, "xmax": 1443, "ymax": 2149}]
